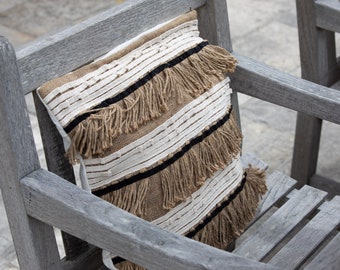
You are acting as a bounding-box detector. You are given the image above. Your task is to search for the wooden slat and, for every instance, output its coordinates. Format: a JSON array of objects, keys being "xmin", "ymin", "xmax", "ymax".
[
  {"xmin": 0, "ymin": 37, "xmax": 61, "ymax": 270},
  {"xmin": 230, "ymin": 53, "xmax": 340, "ymax": 125},
  {"xmin": 269, "ymin": 196, "xmax": 340, "ymax": 269},
  {"xmin": 233, "ymin": 185, "xmax": 327, "ymax": 261},
  {"xmin": 305, "ymin": 233, "xmax": 340, "ymax": 270},
  {"xmin": 315, "ymin": 0, "xmax": 340, "ymax": 33},
  {"xmin": 21, "ymin": 169, "xmax": 276, "ymax": 270},
  {"xmin": 255, "ymin": 171, "xmax": 296, "ymax": 219},
  {"xmin": 16, "ymin": 0, "xmax": 206, "ymax": 94}
]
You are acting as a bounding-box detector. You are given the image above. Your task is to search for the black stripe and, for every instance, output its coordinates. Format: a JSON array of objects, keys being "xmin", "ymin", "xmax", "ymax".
[
  {"xmin": 111, "ymin": 256, "xmax": 125, "ymax": 265},
  {"xmin": 185, "ymin": 173, "xmax": 247, "ymax": 238},
  {"xmin": 93, "ymin": 107, "xmax": 232, "ymax": 197},
  {"xmin": 110, "ymin": 173, "xmax": 247, "ymax": 266},
  {"xmin": 64, "ymin": 41, "xmax": 209, "ymax": 133}
]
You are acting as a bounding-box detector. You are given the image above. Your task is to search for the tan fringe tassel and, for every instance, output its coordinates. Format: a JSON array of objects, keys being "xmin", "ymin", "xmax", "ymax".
[
  {"xmin": 100, "ymin": 114, "xmax": 242, "ymax": 221},
  {"xmin": 110, "ymin": 166, "xmax": 266, "ymax": 270},
  {"xmin": 66, "ymin": 45, "xmax": 237, "ymax": 163},
  {"xmin": 115, "ymin": 260, "xmax": 145, "ymax": 270},
  {"xmin": 160, "ymin": 115, "xmax": 242, "ymax": 210},
  {"xmin": 101, "ymin": 179, "xmax": 150, "ymax": 218},
  {"xmin": 192, "ymin": 166, "xmax": 267, "ymax": 249}
]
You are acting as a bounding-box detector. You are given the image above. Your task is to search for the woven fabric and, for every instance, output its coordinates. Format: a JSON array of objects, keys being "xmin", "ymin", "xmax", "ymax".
[{"xmin": 38, "ymin": 10, "xmax": 267, "ymax": 270}]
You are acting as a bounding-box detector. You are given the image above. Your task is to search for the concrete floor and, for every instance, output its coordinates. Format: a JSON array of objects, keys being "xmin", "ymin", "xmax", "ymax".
[{"xmin": 0, "ymin": 0, "xmax": 339, "ymax": 269}]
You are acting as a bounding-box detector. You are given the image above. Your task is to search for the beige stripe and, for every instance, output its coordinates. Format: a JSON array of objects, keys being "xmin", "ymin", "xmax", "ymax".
[{"xmin": 38, "ymin": 10, "xmax": 198, "ymax": 99}]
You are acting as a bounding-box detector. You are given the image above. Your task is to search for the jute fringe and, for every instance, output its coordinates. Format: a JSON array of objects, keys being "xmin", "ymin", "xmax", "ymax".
[
  {"xmin": 66, "ymin": 45, "xmax": 237, "ymax": 163},
  {"xmin": 111, "ymin": 166, "xmax": 266, "ymax": 270},
  {"xmin": 100, "ymin": 114, "xmax": 242, "ymax": 221},
  {"xmin": 115, "ymin": 260, "xmax": 145, "ymax": 270},
  {"xmin": 192, "ymin": 166, "xmax": 267, "ymax": 249}
]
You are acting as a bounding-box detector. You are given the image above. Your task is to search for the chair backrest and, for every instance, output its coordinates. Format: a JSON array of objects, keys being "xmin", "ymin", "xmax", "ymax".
[{"xmin": 0, "ymin": 0, "xmax": 245, "ymax": 268}]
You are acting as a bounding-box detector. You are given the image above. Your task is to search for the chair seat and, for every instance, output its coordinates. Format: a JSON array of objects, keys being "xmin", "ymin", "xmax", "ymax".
[{"xmin": 236, "ymin": 153, "xmax": 340, "ymax": 269}]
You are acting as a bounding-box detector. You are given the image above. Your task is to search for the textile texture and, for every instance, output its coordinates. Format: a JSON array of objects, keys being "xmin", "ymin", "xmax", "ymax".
[{"xmin": 38, "ymin": 10, "xmax": 267, "ymax": 270}]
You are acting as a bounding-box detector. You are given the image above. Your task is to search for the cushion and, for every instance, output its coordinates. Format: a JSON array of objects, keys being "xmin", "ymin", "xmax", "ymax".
[{"xmin": 37, "ymin": 10, "xmax": 267, "ymax": 270}]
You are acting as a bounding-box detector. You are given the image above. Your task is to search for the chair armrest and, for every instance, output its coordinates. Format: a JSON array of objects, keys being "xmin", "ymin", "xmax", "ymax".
[
  {"xmin": 230, "ymin": 53, "xmax": 340, "ymax": 125},
  {"xmin": 21, "ymin": 169, "xmax": 276, "ymax": 270}
]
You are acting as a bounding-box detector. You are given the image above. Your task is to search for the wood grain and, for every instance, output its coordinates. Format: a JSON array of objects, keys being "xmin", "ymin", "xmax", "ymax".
[
  {"xmin": 233, "ymin": 185, "xmax": 327, "ymax": 261},
  {"xmin": 305, "ymin": 233, "xmax": 340, "ymax": 270},
  {"xmin": 0, "ymin": 37, "xmax": 61, "ymax": 270},
  {"xmin": 21, "ymin": 168, "xmax": 276, "ymax": 270},
  {"xmin": 269, "ymin": 196, "xmax": 340, "ymax": 269},
  {"xmin": 255, "ymin": 171, "xmax": 296, "ymax": 219}
]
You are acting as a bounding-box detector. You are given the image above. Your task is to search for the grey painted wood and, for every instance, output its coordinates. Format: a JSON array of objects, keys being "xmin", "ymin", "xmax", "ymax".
[
  {"xmin": 305, "ymin": 233, "xmax": 340, "ymax": 270},
  {"xmin": 316, "ymin": 0, "xmax": 340, "ymax": 33},
  {"xmin": 292, "ymin": 0, "xmax": 340, "ymax": 188},
  {"xmin": 231, "ymin": 53, "xmax": 340, "ymax": 125},
  {"xmin": 233, "ymin": 185, "xmax": 327, "ymax": 261},
  {"xmin": 33, "ymin": 93, "xmax": 90, "ymax": 260},
  {"xmin": 292, "ymin": 114, "xmax": 322, "ymax": 188},
  {"xmin": 269, "ymin": 196, "xmax": 340, "ymax": 269},
  {"xmin": 16, "ymin": 0, "xmax": 206, "ymax": 95},
  {"xmin": 21, "ymin": 169, "xmax": 277, "ymax": 270},
  {"xmin": 0, "ymin": 37, "xmax": 61, "ymax": 269},
  {"xmin": 255, "ymin": 171, "xmax": 296, "ymax": 219}
]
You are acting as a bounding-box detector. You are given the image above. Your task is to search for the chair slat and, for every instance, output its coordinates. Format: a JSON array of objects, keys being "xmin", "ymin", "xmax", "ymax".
[
  {"xmin": 305, "ymin": 233, "xmax": 340, "ymax": 270},
  {"xmin": 315, "ymin": 0, "xmax": 340, "ymax": 33},
  {"xmin": 233, "ymin": 185, "xmax": 327, "ymax": 261},
  {"xmin": 269, "ymin": 196, "xmax": 340, "ymax": 269},
  {"xmin": 255, "ymin": 171, "xmax": 296, "ymax": 219}
]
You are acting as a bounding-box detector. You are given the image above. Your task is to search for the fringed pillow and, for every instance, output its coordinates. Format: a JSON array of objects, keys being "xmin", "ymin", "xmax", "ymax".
[{"xmin": 38, "ymin": 10, "xmax": 267, "ymax": 270}]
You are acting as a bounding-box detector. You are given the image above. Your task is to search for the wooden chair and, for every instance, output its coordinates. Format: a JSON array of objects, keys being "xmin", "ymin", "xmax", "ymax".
[
  {"xmin": 0, "ymin": 0, "xmax": 339, "ymax": 269},
  {"xmin": 292, "ymin": 0, "xmax": 340, "ymax": 192}
]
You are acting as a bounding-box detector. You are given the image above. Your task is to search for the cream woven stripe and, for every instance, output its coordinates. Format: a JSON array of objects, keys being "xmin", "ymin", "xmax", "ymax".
[
  {"xmin": 44, "ymin": 27, "xmax": 202, "ymax": 127},
  {"xmin": 52, "ymin": 36, "xmax": 202, "ymax": 126},
  {"xmin": 43, "ymin": 19, "xmax": 198, "ymax": 104},
  {"xmin": 47, "ymin": 24, "xmax": 199, "ymax": 114},
  {"xmin": 54, "ymin": 35, "xmax": 202, "ymax": 127},
  {"xmin": 85, "ymin": 79, "xmax": 231, "ymax": 189},
  {"xmin": 152, "ymin": 157, "xmax": 243, "ymax": 234}
]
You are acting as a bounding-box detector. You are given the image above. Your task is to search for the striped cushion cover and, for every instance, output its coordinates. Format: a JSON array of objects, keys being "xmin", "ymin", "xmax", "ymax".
[{"xmin": 38, "ymin": 10, "xmax": 267, "ymax": 270}]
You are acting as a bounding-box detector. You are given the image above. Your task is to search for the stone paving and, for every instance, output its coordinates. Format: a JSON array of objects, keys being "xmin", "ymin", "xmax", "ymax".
[{"xmin": 0, "ymin": 0, "xmax": 339, "ymax": 269}]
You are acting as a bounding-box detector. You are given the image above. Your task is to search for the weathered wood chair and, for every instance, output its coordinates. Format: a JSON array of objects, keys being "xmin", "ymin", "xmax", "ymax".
[
  {"xmin": 0, "ymin": 0, "xmax": 339, "ymax": 269},
  {"xmin": 292, "ymin": 0, "xmax": 340, "ymax": 193}
]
